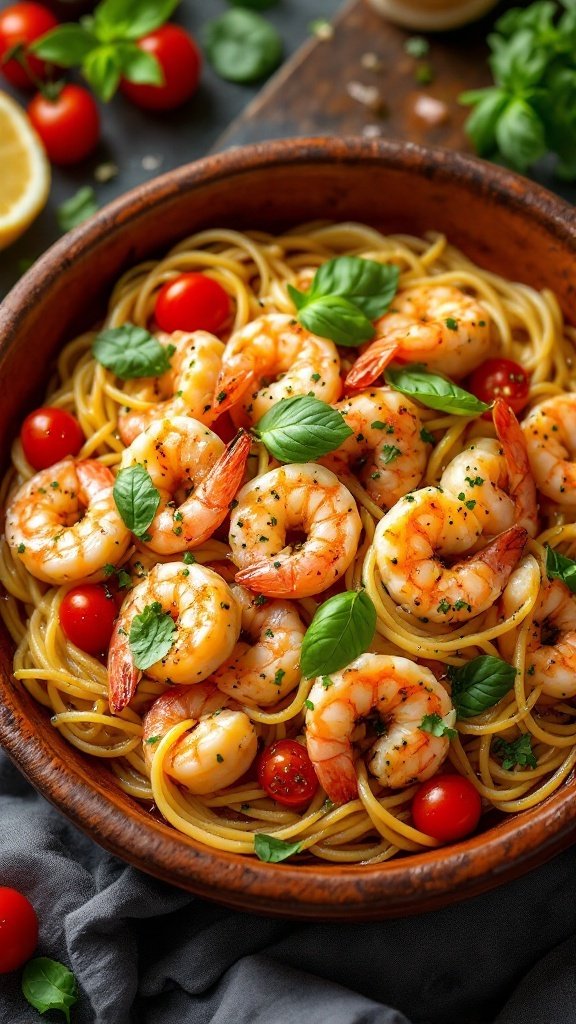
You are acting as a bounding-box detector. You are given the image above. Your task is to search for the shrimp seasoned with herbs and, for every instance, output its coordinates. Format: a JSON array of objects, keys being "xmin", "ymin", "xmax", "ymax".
[
  {"xmin": 143, "ymin": 682, "xmax": 257, "ymax": 794},
  {"xmin": 230, "ymin": 463, "xmax": 362, "ymax": 598},
  {"xmin": 213, "ymin": 313, "xmax": 341, "ymax": 423},
  {"xmin": 119, "ymin": 416, "xmax": 251, "ymax": 554},
  {"xmin": 346, "ymin": 284, "xmax": 492, "ymax": 390},
  {"xmin": 6, "ymin": 458, "xmax": 131, "ymax": 584},
  {"xmin": 305, "ymin": 654, "xmax": 455, "ymax": 804},
  {"xmin": 108, "ymin": 562, "xmax": 241, "ymax": 713},
  {"xmin": 522, "ymin": 394, "xmax": 576, "ymax": 505}
]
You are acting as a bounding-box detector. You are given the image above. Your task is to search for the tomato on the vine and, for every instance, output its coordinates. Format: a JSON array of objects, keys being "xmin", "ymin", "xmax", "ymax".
[
  {"xmin": 0, "ymin": 887, "xmax": 38, "ymax": 974},
  {"xmin": 411, "ymin": 774, "xmax": 482, "ymax": 842},
  {"xmin": 257, "ymin": 739, "xmax": 319, "ymax": 808},
  {"xmin": 0, "ymin": 3, "xmax": 58, "ymax": 90},
  {"xmin": 155, "ymin": 273, "xmax": 232, "ymax": 334},
  {"xmin": 120, "ymin": 25, "xmax": 201, "ymax": 111},
  {"xmin": 468, "ymin": 358, "xmax": 530, "ymax": 416},
  {"xmin": 59, "ymin": 585, "xmax": 117, "ymax": 656},
  {"xmin": 20, "ymin": 406, "xmax": 84, "ymax": 470},
  {"xmin": 28, "ymin": 84, "xmax": 99, "ymax": 165}
]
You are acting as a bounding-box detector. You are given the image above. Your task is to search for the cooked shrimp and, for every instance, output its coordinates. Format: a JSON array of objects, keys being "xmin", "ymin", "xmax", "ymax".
[
  {"xmin": 143, "ymin": 682, "xmax": 257, "ymax": 794},
  {"xmin": 213, "ymin": 313, "xmax": 341, "ymax": 422},
  {"xmin": 119, "ymin": 417, "xmax": 251, "ymax": 554},
  {"xmin": 230, "ymin": 463, "xmax": 362, "ymax": 598},
  {"xmin": 118, "ymin": 331, "xmax": 224, "ymax": 445},
  {"xmin": 210, "ymin": 584, "xmax": 306, "ymax": 706},
  {"xmin": 108, "ymin": 562, "xmax": 241, "ymax": 713},
  {"xmin": 346, "ymin": 284, "xmax": 492, "ymax": 390},
  {"xmin": 6, "ymin": 458, "xmax": 131, "ymax": 584},
  {"xmin": 373, "ymin": 486, "xmax": 527, "ymax": 624},
  {"xmin": 305, "ymin": 653, "xmax": 454, "ymax": 804},
  {"xmin": 321, "ymin": 387, "xmax": 427, "ymax": 509},
  {"xmin": 522, "ymin": 394, "xmax": 576, "ymax": 505}
]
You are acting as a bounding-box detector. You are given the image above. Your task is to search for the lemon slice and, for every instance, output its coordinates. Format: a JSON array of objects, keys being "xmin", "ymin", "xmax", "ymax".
[{"xmin": 0, "ymin": 90, "xmax": 50, "ymax": 251}]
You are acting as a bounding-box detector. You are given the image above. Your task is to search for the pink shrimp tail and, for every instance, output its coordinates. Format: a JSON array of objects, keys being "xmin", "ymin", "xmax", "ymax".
[
  {"xmin": 493, "ymin": 398, "xmax": 538, "ymax": 536},
  {"xmin": 475, "ymin": 524, "xmax": 528, "ymax": 578},
  {"xmin": 197, "ymin": 430, "xmax": 251, "ymax": 514},
  {"xmin": 76, "ymin": 460, "xmax": 115, "ymax": 502},
  {"xmin": 235, "ymin": 557, "xmax": 296, "ymax": 598},
  {"xmin": 345, "ymin": 338, "xmax": 399, "ymax": 391},
  {"xmin": 213, "ymin": 354, "xmax": 256, "ymax": 415},
  {"xmin": 309, "ymin": 750, "xmax": 358, "ymax": 805},
  {"xmin": 107, "ymin": 622, "xmax": 141, "ymax": 715}
]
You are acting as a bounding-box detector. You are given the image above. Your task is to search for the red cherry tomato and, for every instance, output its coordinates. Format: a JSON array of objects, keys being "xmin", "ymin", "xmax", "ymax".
[
  {"xmin": 0, "ymin": 887, "xmax": 38, "ymax": 974},
  {"xmin": 257, "ymin": 739, "xmax": 319, "ymax": 808},
  {"xmin": 28, "ymin": 84, "xmax": 100, "ymax": 165},
  {"xmin": 59, "ymin": 585, "xmax": 117, "ymax": 656},
  {"xmin": 155, "ymin": 273, "xmax": 232, "ymax": 334},
  {"xmin": 412, "ymin": 774, "xmax": 482, "ymax": 843},
  {"xmin": 0, "ymin": 3, "xmax": 58, "ymax": 89},
  {"xmin": 120, "ymin": 25, "xmax": 201, "ymax": 111},
  {"xmin": 468, "ymin": 358, "xmax": 530, "ymax": 417},
  {"xmin": 20, "ymin": 406, "xmax": 84, "ymax": 470}
]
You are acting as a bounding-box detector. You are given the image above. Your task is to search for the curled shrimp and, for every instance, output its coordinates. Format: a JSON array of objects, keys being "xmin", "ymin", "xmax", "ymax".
[
  {"xmin": 107, "ymin": 562, "xmax": 241, "ymax": 713},
  {"xmin": 143, "ymin": 682, "xmax": 257, "ymax": 794},
  {"xmin": 210, "ymin": 584, "xmax": 306, "ymax": 706},
  {"xmin": 321, "ymin": 387, "xmax": 427, "ymax": 509},
  {"xmin": 305, "ymin": 654, "xmax": 454, "ymax": 804},
  {"xmin": 6, "ymin": 459, "xmax": 131, "ymax": 584},
  {"xmin": 213, "ymin": 313, "xmax": 341, "ymax": 422},
  {"xmin": 229, "ymin": 463, "xmax": 362, "ymax": 598},
  {"xmin": 119, "ymin": 416, "xmax": 251, "ymax": 554},
  {"xmin": 118, "ymin": 331, "xmax": 224, "ymax": 445},
  {"xmin": 522, "ymin": 394, "xmax": 576, "ymax": 505},
  {"xmin": 346, "ymin": 285, "xmax": 492, "ymax": 390}
]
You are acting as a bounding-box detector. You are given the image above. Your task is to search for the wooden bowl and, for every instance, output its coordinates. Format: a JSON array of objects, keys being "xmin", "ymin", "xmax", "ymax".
[{"xmin": 2, "ymin": 138, "xmax": 576, "ymax": 920}]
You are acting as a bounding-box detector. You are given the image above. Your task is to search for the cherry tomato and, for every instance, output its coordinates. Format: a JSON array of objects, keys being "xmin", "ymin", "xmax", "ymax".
[
  {"xmin": 468, "ymin": 358, "xmax": 530, "ymax": 416},
  {"xmin": 0, "ymin": 3, "xmax": 58, "ymax": 89},
  {"xmin": 155, "ymin": 273, "xmax": 232, "ymax": 334},
  {"xmin": 120, "ymin": 25, "xmax": 201, "ymax": 111},
  {"xmin": 28, "ymin": 84, "xmax": 99, "ymax": 165},
  {"xmin": 257, "ymin": 739, "xmax": 319, "ymax": 808},
  {"xmin": 0, "ymin": 887, "xmax": 38, "ymax": 974},
  {"xmin": 59, "ymin": 585, "xmax": 117, "ymax": 656},
  {"xmin": 411, "ymin": 774, "xmax": 482, "ymax": 843},
  {"xmin": 20, "ymin": 406, "xmax": 84, "ymax": 470}
]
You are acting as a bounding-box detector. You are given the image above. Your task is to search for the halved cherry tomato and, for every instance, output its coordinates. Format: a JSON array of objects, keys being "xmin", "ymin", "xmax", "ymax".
[
  {"xmin": 0, "ymin": 887, "xmax": 38, "ymax": 974},
  {"xmin": 28, "ymin": 84, "xmax": 99, "ymax": 165},
  {"xmin": 0, "ymin": 3, "xmax": 58, "ymax": 89},
  {"xmin": 468, "ymin": 358, "xmax": 530, "ymax": 417},
  {"xmin": 411, "ymin": 774, "xmax": 482, "ymax": 842},
  {"xmin": 257, "ymin": 739, "xmax": 319, "ymax": 808},
  {"xmin": 59, "ymin": 585, "xmax": 117, "ymax": 656},
  {"xmin": 20, "ymin": 406, "xmax": 84, "ymax": 470},
  {"xmin": 155, "ymin": 273, "xmax": 231, "ymax": 334},
  {"xmin": 120, "ymin": 25, "xmax": 201, "ymax": 111}
]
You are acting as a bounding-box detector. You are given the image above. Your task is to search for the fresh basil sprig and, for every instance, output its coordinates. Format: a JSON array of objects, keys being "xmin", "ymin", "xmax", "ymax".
[
  {"xmin": 92, "ymin": 324, "xmax": 173, "ymax": 380},
  {"xmin": 254, "ymin": 834, "xmax": 302, "ymax": 863},
  {"xmin": 492, "ymin": 733, "xmax": 537, "ymax": 771},
  {"xmin": 386, "ymin": 364, "xmax": 490, "ymax": 416},
  {"xmin": 252, "ymin": 395, "xmax": 353, "ymax": 462},
  {"xmin": 113, "ymin": 465, "xmax": 160, "ymax": 537},
  {"xmin": 129, "ymin": 601, "xmax": 176, "ymax": 671},
  {"xmin": 22, "ymin": 958, "xmax": 79, "ymax": 1024},
  {"xmin": 419, "ymin": 712, "xmax": 457, "ymax": 740},
  {"xmin": 203, "ymin": 10, "xmax": 282, "ymax": 84},
  {"xmin": 300, "ymin": 590, "xmax": 376, "ymax": 679},
  {"xmin": 57, "ymin": 187, "xmax": 98, "ymax": 232},
  {"xmin": 449, "ymin": 655, "xmax": 516, "ymax": 719},
  {"xmin": 545, "ymin": 545, "xmax": 576, "ymax": 594}
]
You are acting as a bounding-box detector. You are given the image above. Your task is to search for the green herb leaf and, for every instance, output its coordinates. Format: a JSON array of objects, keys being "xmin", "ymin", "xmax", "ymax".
[
  {"xmin": 129, "ymin": 601, "xmax": 176, "ymax": 671},
  {"xmin": 93, "ymin": 0, "xmax": 180, "ymax": 42},
  {"xmin": 404, "ymin": 35, "xmax": 429, "ymax": 57},
  {"xmin": 495, "ymin": 98, "xmax": 547, "ymax": 171},
  {"xmin": 300, "ymin": 590, "xmax": 376, "ymax": 679},
  {"xmin": 57, "ymin": 187, "xmax": 98, "ymax": 232},
  {"xmin": 203, "ymin": 10, "xmax": 283, "ymax": 83},
  {"xmin": 253, "ymin": 395, "xmax": 353, "ymax": 462},
  {"xmin": 304, "ymin": 256, "xmax": 400, "ymax": 321},
  {"xmin": 83, "ymin": 44, "xmax": 122, "ymax": 100},
  {"xmin": 493, "ymin": 733, "xmax": 537, "ymax": 770},
  {"xmin": 545, "ymin": 545, "xmax": 576, "ymax": 594},
  {"xmin": 113, "ymin": 465, "xmax": 160, "ymax": 537},
  {"xmin": 92, "ymin": 324, "xmax": 173, "ymax": 380},
  {"xmin": 31, "ymin": 24, "xmax": 98, "ymax": 64},
  {"xmin": 117, "ymin": 42, "xmax": 163, "ymax": 85},
  {"xmin": 254, "ymin": 833, "xmax": 302, "ymax": 863},
  {"xmin": 298, "ymin": 295, "xmax": 375, "ymax": 347},
  {"xmin": 419, "ymin": 712, "xmax": 457, "ymax": 739},
  {"xmin": 385, "ymin": 364, "xmax": 490, "ymax": 416},
  {"xmin": 449, "ymin": 655, "xmax": 516, "ymax": 719},
  {"xmin": 22, "ymin": 958, "xmax": 78, "ymax": 1024}
]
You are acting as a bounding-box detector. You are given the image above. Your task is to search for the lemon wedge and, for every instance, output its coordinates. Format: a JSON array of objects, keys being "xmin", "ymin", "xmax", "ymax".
[{"xmin": 0, "ymin": 90, "xmax": 50, "ymax": 251}]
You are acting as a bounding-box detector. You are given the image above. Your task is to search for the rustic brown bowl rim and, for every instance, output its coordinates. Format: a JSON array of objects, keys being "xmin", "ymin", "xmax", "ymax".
[{"xmin": 2, "ymin": 137, "xmax": 576, "ymax": 920}]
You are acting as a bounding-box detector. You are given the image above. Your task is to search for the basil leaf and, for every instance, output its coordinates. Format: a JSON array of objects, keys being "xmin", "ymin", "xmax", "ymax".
[
  {"xmin": 94, "ymin": 0, "xmax": 180, "ymax": 43},
  {"xmin": 300, "ymin": 590, "xmax": 376, "ymax": 679},
  {"xmin": 385, "ymin": 365, "xmax": 490, "ymax": 416},
  {"xmin": 129, "ymin": 601, "xmax": 176, "ymax": 671},
  {"xmin": 307, "ymin": 256, "xmax": 400, "ymax": 320},
  {"xmin": 253, "ymin": 395, "xmax": 353, "ymax": 462},
  {"xmin": 83, "ymin": 44, "xmax": 122, "ymax": 101},
  {"xmin": 299, "ymin": 295, "xmax": 375, "ymax": 347},
  {"xmin": 57, "ymin": 187, "xmax": 98, "ymax": 232},
  {"xmin": 492, "ymin": 733, "xmax": 537, "ymax": 770},
  {"xmin": 419, "ymin": 712, "xmax": 457, "ymax": 739},
  {"xmin": 31, "ymin": 24, "xmax": 98, "ymax": 64},
  {"xmin": 449, "ymin": 655, "xmax": 516, "ymax": 719},
  {"xmin": 545, "ymin": 545, "xmax": 576, "ymax": 594},
  {"xmin": 495, "ymin": 98, "xmax": 546, "ymax": 171},
  {"xmin": 92, "ymin": 324, "xmax": 173, "ymax": 380},
  {"xmin": 22, "ymin": 958, "xmax": 78, "ymax": 1024},
  {"xmin": 117, "ymin": 43, "xmax": 163, "ymax": 85},
  {"xmin": 254, "ymin": 834, "xmax": 302, "ymax": 863},
  {"xmin": 203, "ymin": 10, "xmax": 283, "ymax": 83},
  {"xmin": 113, "ymin": 465, "xmax": 160, "ymax": 537},
  {"xmin": 461, "ymin": 87, "xmax": 511, "ymax": 156}
]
